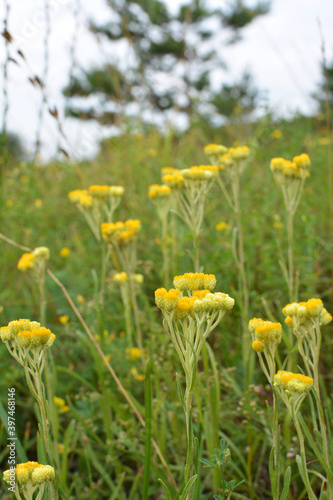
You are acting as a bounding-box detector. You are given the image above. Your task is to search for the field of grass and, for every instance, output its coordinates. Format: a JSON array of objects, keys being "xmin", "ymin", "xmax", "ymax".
[{"xmin": 0, "ymin": 114, "xmax": 333, "ymax": 499}]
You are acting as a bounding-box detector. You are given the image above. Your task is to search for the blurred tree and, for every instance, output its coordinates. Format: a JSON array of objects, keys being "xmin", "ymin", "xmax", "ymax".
[
  {"xmin": 314, "ymin": 59, "xmax": 333, "ymax": 112},
  {"xmin": 63, "ymin": 0, "xmax": 270, "ymax": 128}
]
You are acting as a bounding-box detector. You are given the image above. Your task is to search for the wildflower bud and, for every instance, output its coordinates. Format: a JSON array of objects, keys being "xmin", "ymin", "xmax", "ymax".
[
  {"xmin": 174, "ymin": 297, "xmax": 196, "ymax": 320},
  {"xmin": 320, "ymin": 309, "xmax": 333, "ymax": 326},
  {"xmin": 68, "ymin": 189, "xmax": 88, "ymax": 203},
  {"xmin": 33, "ymin": 246, "xmax": 50, "ymax": 261},
  {"xmin": 293, "ymin": 154, "xmax": 310, "ymax": 169},
  {"xmin": 274, "ymin": 370, "xmax": 313, "ymax": 394},
  {"xmin": 113, "ymin": 272, "xmax": 128, "ymax": 282},
  {"xmin": 17, "ymin": 253, "xmax": 35, "ymax": 271},
  {"xmin": 162, "ymin": 173, "xmax": 185, "ymax": 189},
  {"xmin": 306, "ymin": 298, "xmax": 323, "ymax": 317},
  {"xmin": 252, "ymin": 340, "xmax": 265, "ymax": 352},
  {"xmin": 270, "ymin": 157, "xmax": 285, "ymax": 172},
  {"xmin": 284, "ymin": 316, "xmax": 293, "ymax": 328},
  {"xmin": 0, "ymin": 326, "xmax": 14, "ymax": 341},
  {"xmin": 204, "ymin": 144, "xmax": 228, "ymax": 157},
  {"xmin": 109, "ymin": 186, "xmax": 124, "ymax": 196},
  {"xmin": 89, "ymin": 185, "xmax": 112, "ymax": 197},
  {"xmin": 155, "ymin": 288, "xmax": 167, "ymax": 308},
  {"xmin": 31, "ymin": 465, "xmax": 55, "ymax": 485},
  {"xmin": 133, "ymin": 274, "xmax": 144, "ymax": 284}
]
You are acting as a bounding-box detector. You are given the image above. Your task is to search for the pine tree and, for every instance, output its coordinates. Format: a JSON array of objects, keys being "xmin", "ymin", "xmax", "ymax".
[{"xmin": 63, "ymin": 0, "xmax": 270, "ymax": 127}]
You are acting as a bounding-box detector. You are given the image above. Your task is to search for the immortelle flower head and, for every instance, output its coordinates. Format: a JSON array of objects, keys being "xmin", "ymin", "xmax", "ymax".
[
  {"xmin": 155, "ymin": 273, "xmax": 234, "ymax": 368},
  {"xmin": 204, "ymin": 143, "xmax": 228, "ymax": 165},
  {"xmin": 274, "ymin": 370, "xmax": 313, "ymax": 395},
  {"xmin": 1, "ymin": 319, "xmax": 55, "ymax": 367},
  {"xmin": 68, "ymin": 185, "xmax": 125, "ymax": 240},
  {"xmin": 249, "ymin": 318, "xmax": 282, "ymax": 353},
  {"xmin": 3, "ymin": 461, "xmax": 55, "ymax": 486},
  {"xmin": 282, "ymin": 298, "xmax": 332, "ymax": 332}
]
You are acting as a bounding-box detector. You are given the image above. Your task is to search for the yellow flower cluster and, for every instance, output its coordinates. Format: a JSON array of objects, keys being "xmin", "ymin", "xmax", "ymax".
[
  {"xmin": 0, "ymin": 319, "xmax": 55, "ymax": 351},
  {"xmin": 68, "ymin": 185, "xmax": 124, "ymax": 208},
  {"xmin": 204, "ymin": 144, "xmax": 228, "ymax": 157},
  {"xmin": 126, "ymin": 347, "xmax": 146, "ymax": 360},
  {"xmin": 274, "ymin": 370, "xmax": 313, "ymax": 394},
  {"xmin": 155, "ymin": 283, "xmax": 234, "ymax": 320},
  {"xmin": 282, "ymin": 298, "xmax": 332, "ymax": 328},
  {"xmin": 182, "ymin": 165, "xmax": 220, "ymax": 180},
  {"xmin": 270, "ymin": 154, "xmax": 310, "ymax": 180},
  {"xmin": 173, "ymin": 272, "xmax": 217, "ymax": 291},
  {"xmin": 18, "ymin": 247, "xmax": 50, "ymax": 272},
  {"xmin": 148, "ymin": 184, "xmax": 171, "ymax": 199},
  {"xmin": 113, "ymin": 272, "xmax": 144, "ymax": 284},
  {"xmin": 89, "ymin": 185, "xmax": 124, "ymax": 198},
  {"xmin": 249, "ymin": 318, "xmax": 282, "ymax": 352},
  {"xmin": 161, "ymin": 167, "xmax": 180, "ymax": 175},
  {"xmin": 3, "ymin": 462, "xmax": 55, "ymax": 486},
  {"xmin": 33, "ymin": 247, "xmax": 50, "ymax": 261},
  {"xmin": 162, "ymin": 173, "xmax": 185, "ymax": 189},
  {"xmin": 17, "ymin": 252, "xmax": 35, "ymax": 271},
  {"xmin": 101, "ymin": 219, "xmax": 141, "ymax": 245},
  {"xmin": 215, "ymin": 221, "xmax": 230, "ymax": 232},
  {"xmin": 68, "ymin": 189, "xmax": 93, "ymax": 208},
  {"xmin": 53, "ymin": 396, "xmax": 69, "ymax": 413}
]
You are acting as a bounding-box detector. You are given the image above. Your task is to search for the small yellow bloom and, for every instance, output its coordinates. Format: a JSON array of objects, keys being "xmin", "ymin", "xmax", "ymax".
[
  {"xmin": 318, "ymin": 137, "xmax": 330, "ymax": 146},
  {"xmin": 215, "ymin": 221, "xmax": 230, "ymax": 232},
  {"xmin": 105, "ymin": 354, "xmax": 111, "ymax": 362},
  {"xmin": 57, "ymin": 444, "xmax": 65, "ymax": 454},
  {"xmin": 59, "ymin": 315, "xmax": 69, "ymax": 325},
  {"xmin": 59, "ymin": 247, "xmax": 71, "ymax": 258},
  {"xmin": 126, "ymin": 347, "xmax": 146, "ymax": 361},
  {"xmin": 252, "ymin": 340, "xmax": 265, "ymax": 352},
  {"xmin": 54, "ymin": 396, "xmax": 69, "ymax": 413},
  {"xmin": 131, "ymin": 367, "xmax": 145, "ymax": 381},
  {"xmin": 34, "ymin": 198, "xmax": 43, "ymax": 207},
  {"xmin": 76, "ymin": 295, "xmax": 86, "ymax": 304},
  {"xmin": 17, "ymin": 253, "xmax": 35, "ymax": 272},
  {"xmin": 6, "ymin": 199, "xmax": 14, "ymax": 207},
  {"xmin": 20, "ymin": 175, "xmax": 29, "ymax": 184},
  {"xmin": 271, "ymin": 129, "xmax": 282, "ymax": 139},
  {"xmin": 273, "ymin": 221, "xmax": 283, "ymax": 230}
]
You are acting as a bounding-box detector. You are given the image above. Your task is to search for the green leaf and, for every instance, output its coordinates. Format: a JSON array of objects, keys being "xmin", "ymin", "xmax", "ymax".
[
  {"xmin": 180, "ymin": 475, "xmax": 198, "ymax": 500},
  {"xmin": 279, "ymin": 466, "xmax": 291, "ymax": 500},
  {"xmin": 158, "ymin": 478, "xmax": 173, "ymax": 500}
]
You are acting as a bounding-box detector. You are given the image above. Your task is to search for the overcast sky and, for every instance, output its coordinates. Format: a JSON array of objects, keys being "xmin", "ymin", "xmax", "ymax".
[{"xmin": 0, "ymin": 0, "xmax": 332, "ymax": 159}]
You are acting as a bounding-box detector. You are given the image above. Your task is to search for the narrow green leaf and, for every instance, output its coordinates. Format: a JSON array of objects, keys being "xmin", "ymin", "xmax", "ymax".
[
  {"xmin": 180, "ymin": 475, "xmax": 198, "ymax": 500},
  {"xmin": 279, "ymin": 466, "xmax": 291, "ymax": 500},
  {"xmin": 158, "ymin": 478, "xmax": 173, "ymax": 500}
]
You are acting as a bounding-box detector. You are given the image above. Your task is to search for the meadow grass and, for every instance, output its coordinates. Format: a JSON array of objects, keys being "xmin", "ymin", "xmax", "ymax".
[{"xmin": 0, "ymin": 115, "xmax": 332, "ymax": 499}]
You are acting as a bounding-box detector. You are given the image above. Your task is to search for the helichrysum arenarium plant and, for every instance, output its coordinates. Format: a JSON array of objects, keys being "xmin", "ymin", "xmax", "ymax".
[
  {"xmin": 0, "ymin": 319, "xmax": 57, "ymax": 498},
  {"xmin": 163, "ymin": 166, "xmax": 219, "ymax": 272},
  {"xmin": 250, "ymin": 297, "xmax": 333, "ymax": 500},
  {"xmin": 17, "ymin": 247, "xmax": 50, "ymax": 324},
  {"xmin": 102, "ymin": 219, "xmax": 143, "ymax": 348},
  {"xmin": 205, "ymin": 143, "xmax": 251, "ymax": 376},
  {"xmin": 3, "ymin": 461, "xmax": 55, "ymax": 500},
  {"xmin": 112, "ymin": 271, "xmax": 144, "ymax": 347},
  {"xmin": 155, "ymin": 272, "xmax": 235, "ymax": 499},
  {"xmin": 68, "ymin": 184, "xmax": 124, "ymax": 241},
  {"xmin": 148, "ymin": 183, "xmax": 173, "ymax": 286},
  {"xmin": 270, "ymin": 154, "xmax": 310, "ymax": 303}
]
